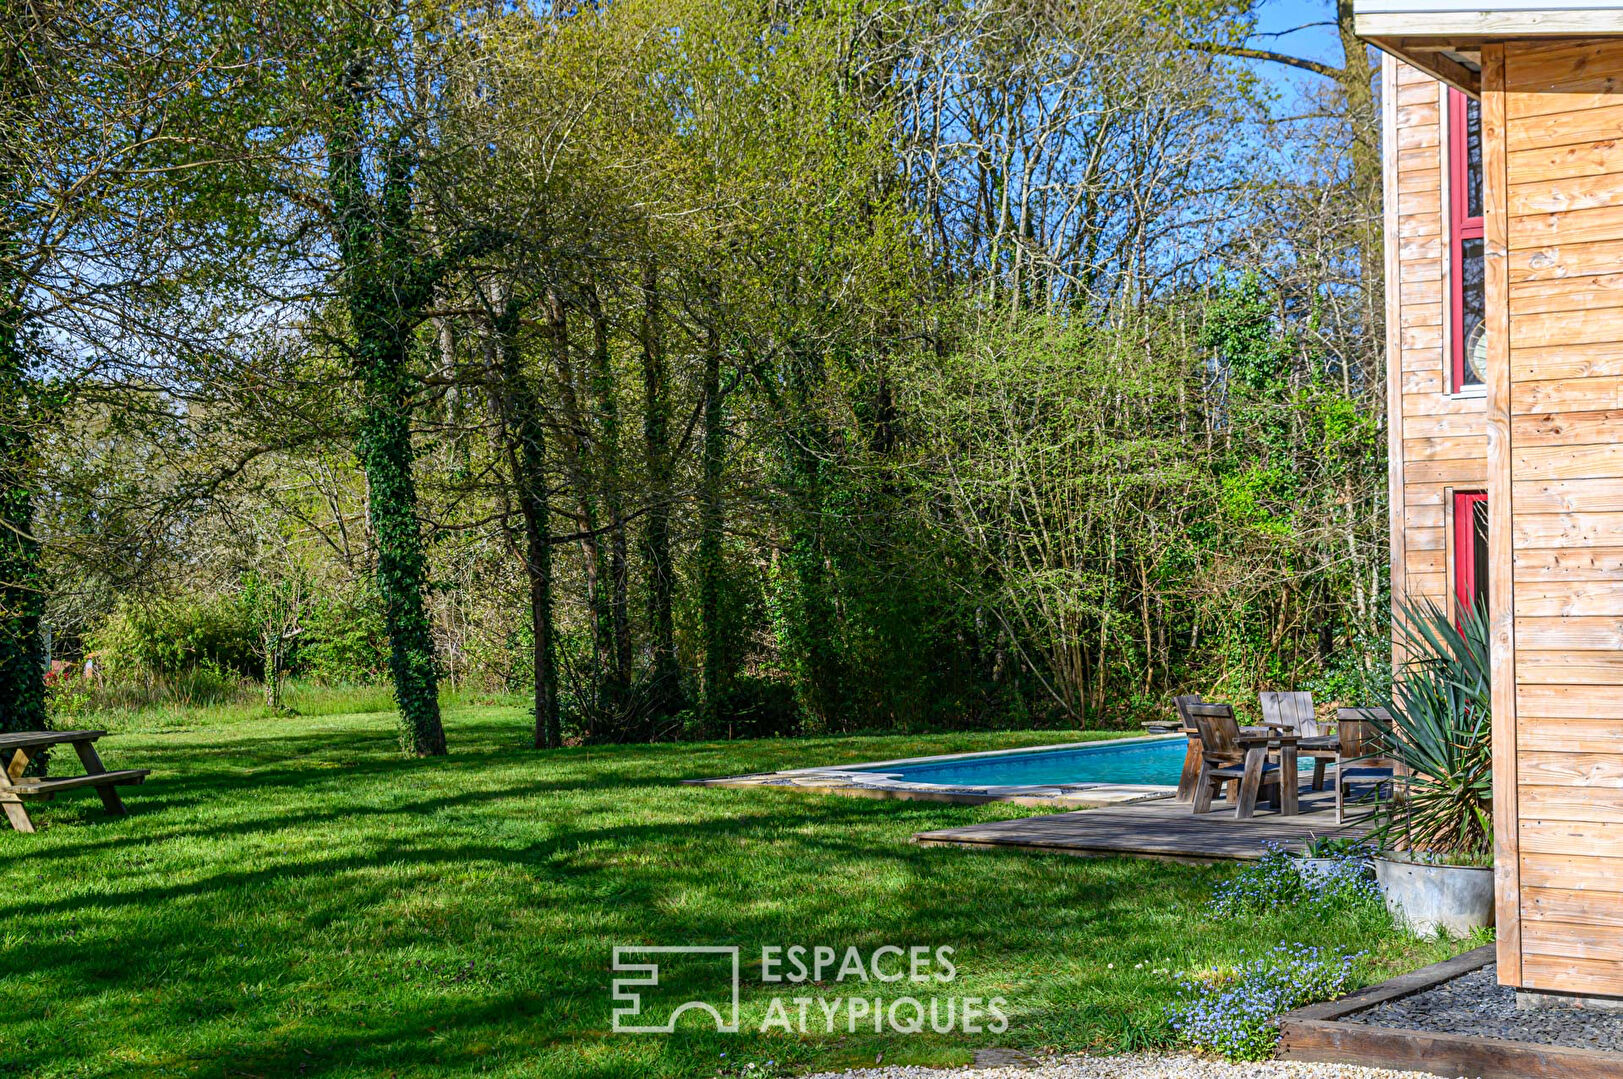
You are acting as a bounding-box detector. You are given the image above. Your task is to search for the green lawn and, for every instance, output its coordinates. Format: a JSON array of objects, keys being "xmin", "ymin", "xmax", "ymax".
[{"xmin": 0, "ymin": 700, "xmax": 1466, "ymax": 1078}]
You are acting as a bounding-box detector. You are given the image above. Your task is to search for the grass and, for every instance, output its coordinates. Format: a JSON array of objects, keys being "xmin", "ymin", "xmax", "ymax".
[{"xmin": 0, "ymin": 694, "xmax": 1471, "ymax": 1078}]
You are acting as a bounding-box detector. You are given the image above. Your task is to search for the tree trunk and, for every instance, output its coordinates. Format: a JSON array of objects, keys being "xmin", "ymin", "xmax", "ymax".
[
  {"xmin": 263, "ymin": 630, "xmax": 283, "ymax": 713},
  {"xmin": 329, "ymin": 66, "xmax": 445, "ymax": 757},
  {"xmin": 698, "ymin": 322, "xmax": 727, "ymax": 727},
  {"xmin": 542, "ymin": 285, "xmax": 614, "ymax": 739},
  {"xmin": 639, "ymin": 260, "xmax": 682, "ymax": 720},
  {"xmin": 583, "ymin": 280, "xmax": 632, "ymax": 725},
  {"xmin": 0, "ymin": 42, "xmax": 46, "ymax": 745},
  {"xmin": 0, "ymin": 265, "xmax": 46, "ymax": 742},
  {"xmin": 353, "ymin": 325, "xmax": 445, "ymax": 756},
  {"xmin": 782, "ymin": 346, "xmax": 840, "ymax": 733},
  {"xmin": 492, "ymin": 299, "xmax": 560, "ymax": 749}
]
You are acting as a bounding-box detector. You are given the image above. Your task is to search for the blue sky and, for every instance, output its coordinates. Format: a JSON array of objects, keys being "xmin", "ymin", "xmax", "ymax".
[{"xmin": 1248, "ymin": 0, "xmax": 1350, "ymax": 106}]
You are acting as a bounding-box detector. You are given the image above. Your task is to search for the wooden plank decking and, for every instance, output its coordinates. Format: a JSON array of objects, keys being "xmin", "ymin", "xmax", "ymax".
[{"xmin": 915, "ymin": 790, "xmax": 1370, "ymax": 862}]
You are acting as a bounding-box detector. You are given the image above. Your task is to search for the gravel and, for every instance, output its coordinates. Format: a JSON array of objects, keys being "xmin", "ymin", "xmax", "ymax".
[
  {"xmin": 802, "ymin": 1052, "xmax": 1452, "ymax": 1079},
  {"xmin": 1345, "ymin": 963, "xmax": 1623, "ymax": 1052}
]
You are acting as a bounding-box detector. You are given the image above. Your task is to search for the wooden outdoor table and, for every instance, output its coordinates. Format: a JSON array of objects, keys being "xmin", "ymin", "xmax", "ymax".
[
  {"xmin": 0, "ymin": 730, "xmax": 149, "ymax": 833},
  {"xmin": 1275, "ymin": 732, "xmax": 1300, "ymax": 816},
  {"xmin": 1261, "ymin": 721, "xmax": 1303, "ymax": 816}
]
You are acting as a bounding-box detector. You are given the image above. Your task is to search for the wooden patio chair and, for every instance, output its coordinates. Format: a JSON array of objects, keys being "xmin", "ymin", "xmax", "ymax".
[
  {"xmin": 1172, "ymin": 694, "xmax": 1204, "ymax": 803},
  {"xmin": 1260, "ymin": 690, "xmax": 1338, "ymax": 792},
  {"xmin": 1333, "ymin": 707, "xmax": 1404, "ymax": 824},
  {"xmin": 1186, "ymin": 702, "xmax": 1282, "ymax": 820}
]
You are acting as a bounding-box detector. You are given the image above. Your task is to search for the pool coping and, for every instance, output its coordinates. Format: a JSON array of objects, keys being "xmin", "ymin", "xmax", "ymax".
[{"xmin": 683, "ymin": 733, "xmax": 1184, "ymax": 807}]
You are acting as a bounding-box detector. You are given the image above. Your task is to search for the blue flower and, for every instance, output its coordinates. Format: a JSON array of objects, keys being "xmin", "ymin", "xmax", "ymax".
[{"xmin": 1167, "ymin": 942, "xmax": 1362, "ymax": 1061}]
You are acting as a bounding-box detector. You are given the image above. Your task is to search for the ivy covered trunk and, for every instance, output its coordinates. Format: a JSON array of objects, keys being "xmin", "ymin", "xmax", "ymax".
[
  {"xmin": 0, "ymin": 32, "xmax": 46, "ymax": 745},
  {"xmin": 329, "ymin": 60, "xmax": 446, "ymax": 757},
  {"xmin": 0, "ymin": 253, "xmax": 46, "ymax": 742},
  {"xmin": 262, "ymin": 626, "xmax": 284, "ymax": 713},
  {"xmin": 779, "ymin": 347, "xmax": 841, "ymax": 733},
  {"xmin": 352, "ymin": 306, "xmax": 445, "ymax": 756}
]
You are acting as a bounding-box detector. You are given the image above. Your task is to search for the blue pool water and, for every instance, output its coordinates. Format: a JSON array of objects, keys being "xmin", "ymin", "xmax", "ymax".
[{"xmin": 849, "ymin": 738, "xmax": 1190, "ymax": 788}]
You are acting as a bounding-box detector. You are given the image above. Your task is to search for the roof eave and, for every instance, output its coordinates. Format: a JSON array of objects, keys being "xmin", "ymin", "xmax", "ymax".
[{"xmin": 1355, "ymin": 7, "xmax": 1623, "ymax": 97}]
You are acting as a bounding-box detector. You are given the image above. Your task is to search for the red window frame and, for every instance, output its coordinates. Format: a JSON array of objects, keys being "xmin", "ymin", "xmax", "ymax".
[
  {"xmin": 1454, "ymin": 490, "xmax": 1488, "ymax": 615},
  {"xmin": 1448, "ymin": 89, "xmax": 1484, "ymax": 393}
]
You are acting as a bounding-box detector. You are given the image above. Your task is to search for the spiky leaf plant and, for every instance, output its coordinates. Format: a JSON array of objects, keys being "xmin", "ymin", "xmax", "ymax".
[{"xmin": 1373, "ymin": 596, "xmax": 1494, "ymax": 859}]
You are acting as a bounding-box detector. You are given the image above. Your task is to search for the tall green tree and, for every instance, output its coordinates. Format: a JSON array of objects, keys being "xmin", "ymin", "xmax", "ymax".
[
  {"xmin": 256, "ymin": 4, "xmax": 507, "ymax": 756},
  {"xmin": 487, "ymin": 293, "xmax": 560, "ymax": 749},
  {"xmin": 326, "ymin": 65, "xmax": 453, "ymax": 756},
  {"xmin": 0, "ymin": 0, "xmax": 258, "ymax": 738}
]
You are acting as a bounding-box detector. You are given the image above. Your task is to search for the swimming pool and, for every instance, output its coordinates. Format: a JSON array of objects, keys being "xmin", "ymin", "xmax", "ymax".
[
  {"xmin": 691, "ymin": 733, "xmax": 1314, "ymax": 806},
  {"xmin": 849, "ymin": 737, "xmax": 1190, "ymax": 788}
]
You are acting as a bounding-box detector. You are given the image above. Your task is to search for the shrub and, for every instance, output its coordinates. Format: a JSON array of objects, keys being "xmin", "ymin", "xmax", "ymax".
[
  {"xmin": 292, "ymin": 593, "xmax": 389, "ymax": 684},
  {"xmin": 1304, "ymin": 621, "xmax": 1393, "ymax": 707},
  {"xmin": 1168, "ymin": 943, "xmax": 1362, "ymax": 1061},
  {"xmin": 88, "ymin": 595, "xmax": 259, "ymax": 680},
  {"xmin": 44, "ymin": 666, "xmax": 90, "ymax": 723}
]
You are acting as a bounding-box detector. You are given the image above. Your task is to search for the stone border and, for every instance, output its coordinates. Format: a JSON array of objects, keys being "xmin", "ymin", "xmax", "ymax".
[
  {"xmin": 1278, "ymin": 945, "xmax": 1623, "ymax": 1078},
  {"xmin": 683, "ymin": 734, "xmax": 1182, "ymax": 807}
]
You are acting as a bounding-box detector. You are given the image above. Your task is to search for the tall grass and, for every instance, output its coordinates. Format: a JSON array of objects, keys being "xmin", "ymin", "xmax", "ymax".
[{"xmin": 50, "ymin": 678, "xmax": 465, "ymax": 733}]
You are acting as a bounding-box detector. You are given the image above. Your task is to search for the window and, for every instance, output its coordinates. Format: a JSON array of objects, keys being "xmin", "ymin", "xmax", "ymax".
[
  {"xmin": 1454, "ymin": 491, "xmax": 1488, "ymax": 617},
  {"xmin": 1449, "ymin": 89, "xmax": 1485, "ymax": 392}
]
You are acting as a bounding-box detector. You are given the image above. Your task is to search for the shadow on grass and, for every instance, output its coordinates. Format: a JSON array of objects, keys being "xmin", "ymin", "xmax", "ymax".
[{"xmin": 0, "ymin": 711, "xmax": 1250, "ymax": 1077}]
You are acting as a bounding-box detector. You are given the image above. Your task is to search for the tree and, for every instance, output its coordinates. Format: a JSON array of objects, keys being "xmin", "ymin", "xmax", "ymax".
[
  {"xmin": 0, "ymin": 0, "xmax": 259, "ymax": 738},
  {"xmin": 229, "ymin": 2, "xmax": 511, "ymax": 755},
  {"xmin": 243, "ymin": 570, "xmax": 306, "ymax": 714},
  {"xmin": 1189, "ymin": 0, "xmax": 1382, "ymax": 312},
  {"xmin": 325, "ymin": 55, "xmax": 460, "ymax": 757}
]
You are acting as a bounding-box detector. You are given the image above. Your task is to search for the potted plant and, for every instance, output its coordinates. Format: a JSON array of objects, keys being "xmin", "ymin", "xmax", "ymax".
[{"xmin": 1366, "ymin": 597, "xmax": 1495, "ymax": 937}]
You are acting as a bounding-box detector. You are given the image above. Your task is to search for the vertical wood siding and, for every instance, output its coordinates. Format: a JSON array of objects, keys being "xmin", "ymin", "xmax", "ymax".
[
  {"xmin": 1501, "ymin": 38, "xmax": 1623, "ymax": 999},
  {"xmin": 1482, "ymin": 43, "xmax": 1523, "ymax": 985}
]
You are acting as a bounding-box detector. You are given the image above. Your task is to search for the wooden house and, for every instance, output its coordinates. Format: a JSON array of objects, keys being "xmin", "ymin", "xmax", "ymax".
[{"xmin": 1357, "ymin": 4, "xmax": 1623, "ymax": 1003}]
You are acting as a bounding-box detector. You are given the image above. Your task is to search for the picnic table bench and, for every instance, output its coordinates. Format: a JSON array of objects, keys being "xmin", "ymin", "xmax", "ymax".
[{"xmin": 0, "ymin": 730, "xmax": 150, "ymax": 833}]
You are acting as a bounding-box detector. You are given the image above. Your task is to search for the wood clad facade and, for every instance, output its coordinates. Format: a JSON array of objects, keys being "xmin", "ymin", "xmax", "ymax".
[
  {"xmin": 1387, "ymin": 39, "xmax": 1623, "ymax": 1000},
  {"xmin": 1503, "ymin": 38, "xmax": 1623, "ymax": 998},
  {"xmin": 1386, "ymin": 56, "xmax": 1488, "ymax": 612}
]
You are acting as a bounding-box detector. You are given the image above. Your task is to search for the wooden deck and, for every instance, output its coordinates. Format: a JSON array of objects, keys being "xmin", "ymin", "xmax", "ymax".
[{"xmin": 915, "ymin": 789, "xmax": 1370, "ymax": 862}]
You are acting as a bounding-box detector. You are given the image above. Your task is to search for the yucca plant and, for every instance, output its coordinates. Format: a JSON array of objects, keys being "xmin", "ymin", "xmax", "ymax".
[{"xmin": 1372, "ymin": 596, "xmax": 1494, "ymax": 859}]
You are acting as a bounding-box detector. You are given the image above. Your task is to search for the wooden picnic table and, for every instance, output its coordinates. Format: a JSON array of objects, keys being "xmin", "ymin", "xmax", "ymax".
[{"xmin": 0, "ymin": 730, "xmax": 150, "ymax": 834}]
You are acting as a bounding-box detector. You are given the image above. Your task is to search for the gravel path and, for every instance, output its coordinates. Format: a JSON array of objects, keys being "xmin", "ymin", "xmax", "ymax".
[
  {"xmin": 803, "ymin": 1052, "xmax": 1455, "ymax": 1079},
  {"xmin": 1346, "ymin": 963, "xmax": 1623, "ymax": 1051}
]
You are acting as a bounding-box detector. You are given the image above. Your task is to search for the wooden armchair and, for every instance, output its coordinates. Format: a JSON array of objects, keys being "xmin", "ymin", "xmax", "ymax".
[
  {"xmin": 1186, "ymin": 702, "xmax": 1282, "ymax": 820},
  {"xmin": 1260, "ymin": 691, "xmax": 1339, "ymax": 791},
  {"xmin": 1172, "ymin": 693, "xmax": 1205, "ymax": 803},
  {"xmin": 1333, "ymin": 707, "xmax": 1404, "ymax": 824}
]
